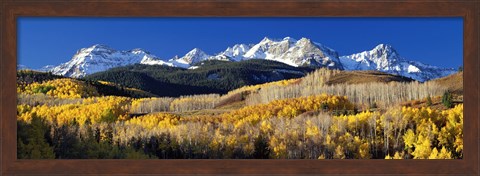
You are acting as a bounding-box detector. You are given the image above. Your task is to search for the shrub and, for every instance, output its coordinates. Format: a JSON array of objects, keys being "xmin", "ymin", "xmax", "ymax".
[{"xmin": 442, "ymin": 91, "xmax": 453, "ymax": 108}]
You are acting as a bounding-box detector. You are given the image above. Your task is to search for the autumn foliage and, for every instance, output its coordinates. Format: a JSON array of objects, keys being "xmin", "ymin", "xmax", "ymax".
[
  {"xmin": 16, "ymin": 69, "xmax": 463, "ymax": 159},
  {"xmin": 19, "ymin": 78, "xmax": 99, "ymax": 98}
]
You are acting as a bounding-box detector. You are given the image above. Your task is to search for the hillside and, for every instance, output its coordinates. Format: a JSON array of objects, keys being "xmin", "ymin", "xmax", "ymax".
[
  {"xmin": 430, "ymin": 71, "xmax": 463, "ymax": 95},
  {"xmin": 17, "ymin": 70, "xmax": 155, "ymax": 98},
  {"xmin": 85, "ymin": 59, "xmax": 314, "ymax": 97},
  {"xmin": 17, "ymin": 70, "xmax": 64, "ymax": 84},
  {"xmin": 325, "ymin": 70, "xmax": 415, "ymax": 85},
  {"xmin": 17, "ymin": 67, "xmax": 463, "ymax": 160}
]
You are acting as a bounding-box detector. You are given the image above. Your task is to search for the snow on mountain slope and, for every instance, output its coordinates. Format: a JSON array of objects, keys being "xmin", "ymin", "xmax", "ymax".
[
  {"xmin": 172, "ymin": 48, "xmax": 211, "ymax": 65},
  {"xmin": 167, "ymin": 47, "xmax": 237, "ymax": 68},
  {"xmin": 140, "ymin": 57, "xmax": 174, "ymax": 67},
  {"xmin": 339, "ymin": 44, "xmax": 456, "ymax": 82},
  {"xmin": 50, "ymin": 44, "xmax": 169, "ymax": 78},
  {"xmin": 217, "ymin": 44, "xmax": 252, "ymax": 61},
  {"xmin": 243, "ymin": 37, "xmax": 342, "ymax": 69},
  {"xmin": 244, "ymin": 37, "xmax": 287, "ymax": 60},
  {"xmin": 280, "ymin": 38, "xmax": 342, "ymax": 69},
  {"xmin": 39, "ymin": 38, "xmax": 456, "ymax": 81},
  {"xmin": 39, "ymin": 65, "xmax": 56, "ymax": 72}
]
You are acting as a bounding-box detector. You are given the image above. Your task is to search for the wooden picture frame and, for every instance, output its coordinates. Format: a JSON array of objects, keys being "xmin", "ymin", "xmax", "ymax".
[{"xmin": 1, "ymin": 0, "xmax": 478, "ymax": 175}]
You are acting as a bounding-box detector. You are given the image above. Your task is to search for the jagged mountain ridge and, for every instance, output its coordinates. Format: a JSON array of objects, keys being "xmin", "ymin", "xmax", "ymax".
[
  {"xmin": 243, "ymin": 37, "xmax": 342, "ymax": 69},
  {"xmin": 339, "ymin": 44, "xmax": 456, "ymax": 82},
  {"xmin": 38, "ymin": 37, "xmax": 456, "ymax": 81},
  {"xmin": 50, "ymin": 44, "xmax": 173, "ymax": 78}
]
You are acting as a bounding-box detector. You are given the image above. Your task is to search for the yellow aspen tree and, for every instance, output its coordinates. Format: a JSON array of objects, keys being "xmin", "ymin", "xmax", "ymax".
[
  {"xmin": 393, "ymin": 151, "xmax": 403, "ymax": 159},
  {"xmin": 412, "ymin": 134, "xmax": 432, "ymax": 159},
  {"xmin": 437, "ymin": 146, "xmax": 452, "ymax": 159},
  {"xmin": 428, "ymin": 148, "xmax": 439, "ymax": 159},
  {"xmin": 334, "ymin": 145, "xmax": 346, "ymax": 159}
]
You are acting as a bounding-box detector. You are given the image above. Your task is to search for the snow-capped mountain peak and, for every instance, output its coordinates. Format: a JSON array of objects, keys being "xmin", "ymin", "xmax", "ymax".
[
  {"xmin": 373, "ymin": 43, "xmax": 394, "ymax": 52},
  {"xmin": 50, "ymin": 44, "xmax": 169, "ymax": 78},
  {"xmin": 174, "ymin": 48, "xmax": 211, "ymax": 65},
  {"xmin": 279, "ymin": 37, "xmax": 342, "ymax": 68},
  {"xmin": 130, "ymin": 48, "xmax": 151, "ymax": 55},
  {"xmin": 39, "ymin": 38, "xmax": 456, "ymax": 81},
  {"xmin": 371, "ymin": 44, "xmax": 402, "ymax": 61},
  {"xmin": 226, "ymin": 44, "xmax": 250, "ymax": 55},
  {"xmin": 297, "ymin": 37, "xmax": 310, "ymax": 42},
  {"xmin": 260, "ymin": 37, "xmax": 273, "ymax": 43},
  {"xmin": 339, "ymin": 44, "xmax": 455, "ymax": 82},
  {"xmin": 242, "ymin": 36, "xmax": 342, "ymax": 68},
  {"xmin": 190, "ymin": 48, "xmax": 202, "ymax": 53},
  {"xmin": 220, "ymin": 44, "xmax": 252, "ymax": 61},
  {"xmin": 282, "ymin": 36, "xmax": 297, "ymax": 43},
  {"xmin": 80, "ymin": 44, "xmax": 115, "ymax": 53}
]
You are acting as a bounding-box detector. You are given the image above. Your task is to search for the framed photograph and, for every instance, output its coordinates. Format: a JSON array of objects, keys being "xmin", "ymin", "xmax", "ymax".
[{"xmin": 2, "ymin": 0, "xmax": 479, "ymax": 175}]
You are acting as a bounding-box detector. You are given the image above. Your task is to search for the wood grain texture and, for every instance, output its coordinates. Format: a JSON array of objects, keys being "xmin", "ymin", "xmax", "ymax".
[
  {"xmin": 0, "ymin": 0, "xmax": 3, "ymax": 175},
  {"xmin": 1, "ymin": 0, "xmax": 479, "ymax": 175}
]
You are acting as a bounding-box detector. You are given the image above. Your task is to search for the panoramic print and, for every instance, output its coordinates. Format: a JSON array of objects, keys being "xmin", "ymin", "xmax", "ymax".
[{"xmin": 17, "ymin": 18, "xmax": 463, "ymax": 159}]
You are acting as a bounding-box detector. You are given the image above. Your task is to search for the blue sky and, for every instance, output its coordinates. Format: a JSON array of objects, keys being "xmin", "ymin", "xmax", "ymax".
[{"xmin": 18, "ymin": 17, "xmax": 463, "ymax": 69}]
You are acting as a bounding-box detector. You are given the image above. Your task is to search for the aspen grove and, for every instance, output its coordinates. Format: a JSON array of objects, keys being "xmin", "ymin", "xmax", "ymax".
[{"xmin": 16, "ymin": 69, "xmax": 463, "ymax": 159}]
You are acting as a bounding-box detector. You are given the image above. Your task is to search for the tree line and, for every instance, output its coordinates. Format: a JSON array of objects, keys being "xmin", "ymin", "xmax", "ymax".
[
  {"xmin": 17, "ymin": 94, "xmax": 462, "ymax": 159},
  {"xmin": 245, "ymin": 68, "xmax": 447, "ymax": 109}
]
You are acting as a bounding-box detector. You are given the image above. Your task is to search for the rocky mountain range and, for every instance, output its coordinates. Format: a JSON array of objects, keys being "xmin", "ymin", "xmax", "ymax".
[
  {"xmin": 339, "ymin": 44, "xmax": 456, "ymax": 82},
  {"xmin": 24, "ymin": 37, "xmax": 457, "ymax": 82}
]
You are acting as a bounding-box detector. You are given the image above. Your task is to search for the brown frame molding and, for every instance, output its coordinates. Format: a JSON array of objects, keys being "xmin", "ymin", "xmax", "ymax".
[{"xmin": 1, "ymin": 0, "xmax": 479, "ymax": 175}]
